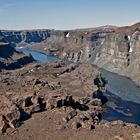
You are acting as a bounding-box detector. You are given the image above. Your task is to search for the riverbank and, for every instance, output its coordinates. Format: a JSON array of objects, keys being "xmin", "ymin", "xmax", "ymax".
[{"xmin": 17, "ymin": 47, "xmax": 59, "ymax": 62}]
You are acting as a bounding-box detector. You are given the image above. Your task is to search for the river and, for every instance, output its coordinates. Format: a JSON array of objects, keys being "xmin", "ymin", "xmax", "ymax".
[
  {"xmin": 17, "ymin": 47, "xmax": 59, "ymax": 62},
  {"xmin": 18, "ymin": 47, "xmax": 140, "ymax": 125}
]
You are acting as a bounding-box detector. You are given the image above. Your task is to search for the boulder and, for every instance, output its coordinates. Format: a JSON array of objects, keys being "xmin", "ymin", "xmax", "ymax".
[
  {"xmin": 23, "ymin": 107, "xmax": 32, "ymax": 116},
  {"xmin": 88, "ymin": 124, "xmax": 95, "ymax": 131},
  {"xmin": 84, "ymin": 112, "xmax": 95, "ymax": 122},
  {"xmin": 64, "ymin": 110, "xmax": 77, "ymax": 122},
  {"xmin": 5, "ymin": 106, "xmax": 21, "ymax": 128},
  {"xmin": 89, "ymin": 98, "xmax": 102, "ymax": 106},
  {"xmin": 78, "ymin": 97, "xmax": 90, "ymax": 104},
  {"xmin": 16, "ymin": 96, "xmax": 32, "ymax": 108},
  {"xmin": 65, "ymin": 95, "xmax": 75, "ymax": 106},
  {"xmin": 29, "ymin": 104, "xmax": 41, "ymax": 114},
  {"xmin": 9, "ymin": 120, "xmax": 20, "ymax": 129},
  {"xmin": 46, "ymin": 97, "xmax": 62, "ymax": 110},
  {"xmin": 94, "ymin": 116, "xmax": 100, "ymax": 124},
  {"xmin": 31, "ymin": 95, "xmax": 46, "ymax": 110}
]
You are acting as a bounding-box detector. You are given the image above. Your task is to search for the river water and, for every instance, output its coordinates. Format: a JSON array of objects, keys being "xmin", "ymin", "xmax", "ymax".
[
  {"xmin": 18, "ymin": 47, "xmax": 59, "ymax": 62},
  {"xmin": 18, "ymin": 47, "xmax": 140, "ymax": 125}
]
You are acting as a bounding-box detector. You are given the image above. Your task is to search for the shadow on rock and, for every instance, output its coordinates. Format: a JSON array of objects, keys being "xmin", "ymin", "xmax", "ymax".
[
  {"xmin": 92, "ymin": 90, "xmax": 108, "ymax": 105},
  {"xmin": 93, "ymin": 74, "xmax": 108, "ymax": 105}
]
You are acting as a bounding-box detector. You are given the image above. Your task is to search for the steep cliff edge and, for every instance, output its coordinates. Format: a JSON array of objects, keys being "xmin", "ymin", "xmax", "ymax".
[
  {"xmin": 0, "ymin": 29, "xmax": 51, "ymax": 47},
  {"xmin": 44, "ymin": 23, "xmax": 140, "ymax": 86},
  {"xmin": 1, "ymin": 23, "xmax": 140, "ymax": 85},
  {"xmin": 0, "ymin": 38, "xmax": 35, "ymax": 70}
]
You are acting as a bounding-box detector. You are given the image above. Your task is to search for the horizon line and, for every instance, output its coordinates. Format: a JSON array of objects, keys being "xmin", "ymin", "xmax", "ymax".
[{"xmin": 0, "ymin": 21, "xmax": 139, "ymax": 31}]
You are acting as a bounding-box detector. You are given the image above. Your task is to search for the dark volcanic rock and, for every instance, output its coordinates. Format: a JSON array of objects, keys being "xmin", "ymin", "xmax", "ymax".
[
  {"xmin": 0, "ymin": 61, "xmax": 139, "ymax": 139},
  {"xmin": 64, "ymin": 110, "xmax": 77, "ymax": 122}
]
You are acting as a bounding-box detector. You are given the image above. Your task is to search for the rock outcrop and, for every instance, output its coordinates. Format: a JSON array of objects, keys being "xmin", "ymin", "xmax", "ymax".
[
  {"xmin": 0, "ymin": 62, "xmax": 105, "ymax": 133},
  {"xmin": 43, "ymin": 24, "xmax": 140, "ymax": 76},
  {"xmin": 0, "ymin": 30, "xmax": 51, "ymax": 45},
  {"xmin": 0, "ymin": 38, "xmax": 35, "ymax": 70},
  {"xmin": 0, "ymin": 62, "xmax": 139, "ymax": 140}
]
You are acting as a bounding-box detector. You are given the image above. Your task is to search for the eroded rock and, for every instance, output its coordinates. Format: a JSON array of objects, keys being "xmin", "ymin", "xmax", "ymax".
[{"xmin": 64, "ymin": 110, "xmax": 77, "ymax": 122}]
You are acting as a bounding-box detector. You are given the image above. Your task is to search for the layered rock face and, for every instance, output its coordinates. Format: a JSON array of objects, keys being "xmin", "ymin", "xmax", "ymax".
[
  {"xmin": 1, "ymin": 23, "xmax": 140, "ymax": 84},
  {"xmin": 128, "ymin": 31, "xmax": 140, "ymax": 84},
  {"xmin": 0, "ymin": 30, "xmax": 51, "ymax": 46},
  {"xmin": 44, "ymin": 24, "xmax": 140, "ymax": 85},
  {"xmin": 92, "ymin": 31, "xmax": 140, "ymax": 74},
  {"xmin": 45, "ymin": 26, "xmax": 140, "ymax": 73}
]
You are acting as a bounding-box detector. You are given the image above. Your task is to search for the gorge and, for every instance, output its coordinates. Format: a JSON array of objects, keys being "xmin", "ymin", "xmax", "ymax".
[
  {"xmin": 0, "ymin": 23, "xmax": 140, "ymax": 140},
  {"xmin": 1, "ymin": 23, "xmax": 140, "ymax": 86}
]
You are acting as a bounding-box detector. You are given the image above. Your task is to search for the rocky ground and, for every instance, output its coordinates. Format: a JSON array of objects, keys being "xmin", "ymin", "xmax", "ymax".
[
  {"xmin": 0, "ymin": 61, "xmax": 139, "ymax": 140},
  {"xmin": 1, "ymin": 22, "xmax": 140, "ymax": 140}
]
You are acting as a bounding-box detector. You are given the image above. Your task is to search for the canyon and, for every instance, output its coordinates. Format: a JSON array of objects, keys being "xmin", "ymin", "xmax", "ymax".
[
  {"xmin": 1, "ymin": 23, "xmax": 140, "ymax": 86},
  {"xmin": 0, "ymin": 23, "xmax": 140, "ymax": 140}
]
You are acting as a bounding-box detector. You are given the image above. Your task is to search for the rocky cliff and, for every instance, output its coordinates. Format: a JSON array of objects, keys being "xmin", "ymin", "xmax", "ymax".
[
  {"xmin": 1, "ymin": 23, "xmax": 140, "ymax": 85},
  {"xmin": 0, "ymin": 29, "xmax": 51, "ymax": 47},
  {"xmin": 0, "ymin": 38, "xmax": 35, "ymax": 70},
  {"xmin": 44, "ymin": 23, "xmax": 140, "ymax": 85}
]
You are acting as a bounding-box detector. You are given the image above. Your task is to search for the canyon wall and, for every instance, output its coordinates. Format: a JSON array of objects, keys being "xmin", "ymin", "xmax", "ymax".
[
  {"xmin": 43, "ymin": 26, "xmax": 140, "ymax": 86},
  {"xmin": 44, "ymin": 24, "xmax": 140, "ymax": 85},
  {"xmin": 0, "ymin": 30, "xmax": 51, "ymax": 46},
  {"xmin": 0, "ymin": 23, "xmax": 140, "ymax": 84}
]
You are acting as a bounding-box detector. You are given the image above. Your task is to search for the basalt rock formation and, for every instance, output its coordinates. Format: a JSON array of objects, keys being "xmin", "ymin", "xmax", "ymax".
[
  {"xmin": 1, "ymin": 23, "xmax": 140, "ymax": 85},
  {"xmin": 0, "ymin": 30, "xmax": 51, "ymax": 46},
  {"xmin": 44, "ymin": 23, "xmax": 140, "ymax": 86}
]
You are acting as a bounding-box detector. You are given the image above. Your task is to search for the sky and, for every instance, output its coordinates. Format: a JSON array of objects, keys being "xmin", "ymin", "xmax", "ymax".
[{"xmin": 0, "ymin": 0, "xmax": 140, "ymax": 30}]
